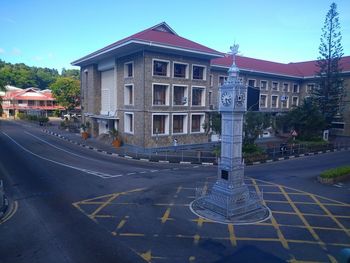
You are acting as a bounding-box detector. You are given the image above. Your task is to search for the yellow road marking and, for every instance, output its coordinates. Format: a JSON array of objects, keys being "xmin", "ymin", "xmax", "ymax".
[
  {"xmin": 189, "ymin": 256, "xmax": 196, "ymax": 262},
  {"xmin": 279, "ymin": 186, "xmax": 327, "ymax": 250},
  {"xmin": 252, "ymin": 179, "xmax": 289, "ymax": 249},
  {"xmin": 228, "ymin": 224, "xmax": 237, "ymax": 246},
  {"xmin": 160, "ymin": 208, "xmax": 173, "ymax": 224},
  {"xmin": 193, "ymin": 234, "xmax": 200, "ymax": 245},
  {"xmin": 252, "ymin": 177, "xmax": 350, "ymax": 206},
  {"xmin": 310, "ymin": 195, "xmax": 350, "ymax": 237},
  {"xmin": 90, "ymin": 193, "xmax": 120, "ymax": 219}
]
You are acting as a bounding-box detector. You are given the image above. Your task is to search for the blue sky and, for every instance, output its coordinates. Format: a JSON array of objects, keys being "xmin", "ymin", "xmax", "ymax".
[{"xmin": 1, "ymin": 0, "xmax": 349, "ymax": 71}]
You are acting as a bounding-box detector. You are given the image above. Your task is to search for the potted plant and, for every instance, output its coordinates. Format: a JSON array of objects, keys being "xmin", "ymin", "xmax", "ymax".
[
  {"xmin": 109, "ymin": 128, "xmax": 122, "ymax": 148},
  {"xmin": 81, "ymin": 123, "xmax": 89, "ymax": 140}
]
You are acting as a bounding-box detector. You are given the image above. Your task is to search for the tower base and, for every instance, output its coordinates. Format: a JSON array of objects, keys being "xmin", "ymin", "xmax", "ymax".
[{"xmin": 190, "ymin": 181, "xmax": 271, "ymax": 225}]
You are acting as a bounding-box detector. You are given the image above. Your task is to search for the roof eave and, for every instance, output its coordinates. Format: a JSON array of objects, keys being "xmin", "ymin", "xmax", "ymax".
[{"xmin": 72, "ymin": 40, "xmax": 223, "ymax": 66}]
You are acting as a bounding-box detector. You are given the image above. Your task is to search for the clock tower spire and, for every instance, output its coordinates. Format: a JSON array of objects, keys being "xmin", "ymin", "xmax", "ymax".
[{"xmin": 190, "ymin": 44, "xmax": 270, "ymax": 224}]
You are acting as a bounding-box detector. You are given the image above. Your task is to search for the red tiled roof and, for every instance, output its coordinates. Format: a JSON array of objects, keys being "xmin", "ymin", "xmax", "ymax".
[
  {"xmin": 72, "ymin": 22, "xmax": 223, "ymax": 65},
  {"xmin": 212, "ymin": 55, "xmax": 350, "ymax": 77},
  {"xmin": 2, "ymin": 88, "xmax": 55, "ymax": 101}
]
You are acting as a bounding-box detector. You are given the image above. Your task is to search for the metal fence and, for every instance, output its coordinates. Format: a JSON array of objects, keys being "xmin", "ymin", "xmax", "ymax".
[{"xmin": 114, "ymin": 141, "xmax": 350, "ymax": 164}]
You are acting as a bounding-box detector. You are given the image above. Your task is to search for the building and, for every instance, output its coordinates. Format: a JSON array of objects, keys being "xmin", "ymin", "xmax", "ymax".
[
  {"xmin": 0, "ymin": 86, "xmax": 64, "ymax": 118},
  {"xmin": 72, "ymin": 22, "xmax": 350, "ymax": 148}
]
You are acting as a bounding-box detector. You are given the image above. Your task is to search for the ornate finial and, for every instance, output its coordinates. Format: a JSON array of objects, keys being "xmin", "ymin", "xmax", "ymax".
[
  {"xmin": 228, "ymin": 43, "xmax": 240, "ymax": 79},
  {"xmin": 229, "ymin": 43, "xmax": 239, "ymax": 56}
]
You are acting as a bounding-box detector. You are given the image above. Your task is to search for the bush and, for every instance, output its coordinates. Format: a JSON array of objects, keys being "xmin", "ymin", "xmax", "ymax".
[
  {"xmin": 320, "ymin": 166, "xmax": 350, "ymax": 179},
  {"xmin": 17, "ymin": 112, "xmax": 26, "ymax": 120}
]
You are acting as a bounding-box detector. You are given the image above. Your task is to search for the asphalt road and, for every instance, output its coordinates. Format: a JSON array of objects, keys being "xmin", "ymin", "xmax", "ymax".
[{"xmin": 0, "ymin": 120, "xmax": 349, "ymax": 263}]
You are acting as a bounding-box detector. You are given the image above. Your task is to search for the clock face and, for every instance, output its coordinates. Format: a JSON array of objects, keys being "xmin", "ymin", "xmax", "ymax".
[{"xmin": 221, "ymin": 91, "xmax": 232, "ymax": 106}]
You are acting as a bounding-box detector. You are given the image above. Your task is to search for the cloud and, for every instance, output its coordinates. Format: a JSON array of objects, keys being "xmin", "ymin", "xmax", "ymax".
[
  {"xmin": 33, "ymin": 56, "xmax": 43, "ymax": 61},
  {"xmin": 0, "ymin": 48, "xmax": 5, "ymax": 54}
]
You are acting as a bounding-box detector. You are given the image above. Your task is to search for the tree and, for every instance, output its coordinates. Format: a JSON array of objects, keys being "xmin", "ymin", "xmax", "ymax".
[
  {"xmin": 61, "ymin": 68, "xmax": 80, "ymax": 80},
  {"xmin": 313, "ymin": 2, "xmax": 344, "ymax": 127},
  {"xmin": 50, "ymin": 77, "xmax": 80, "ymax": 111},
  {"xmin": 244, "ymin": 112, "xmax": 272, "ymax": 144},
  {"xmin": 0, "ymin": 78, "xmax": 5, "ymax": 116},
  {"xmin": 276, "ymin": 99, "xmax": 326, "ymax": 140}
]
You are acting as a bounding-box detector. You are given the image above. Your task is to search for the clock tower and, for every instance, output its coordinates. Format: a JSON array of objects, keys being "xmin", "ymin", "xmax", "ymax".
[{"xmin": 190, "ymin": 44, "xmax": 270, "ymax": 224}]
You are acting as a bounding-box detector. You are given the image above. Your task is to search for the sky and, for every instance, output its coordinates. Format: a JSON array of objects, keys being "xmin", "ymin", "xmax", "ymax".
[{"xmin": 1, "ymin": 0, "xmax": 349, "ymax": 72}]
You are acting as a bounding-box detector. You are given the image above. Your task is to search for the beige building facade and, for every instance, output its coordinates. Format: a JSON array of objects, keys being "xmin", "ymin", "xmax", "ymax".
[{"xmin": 73, "ymin": 22, "xmax": 350, "ymax": 148}]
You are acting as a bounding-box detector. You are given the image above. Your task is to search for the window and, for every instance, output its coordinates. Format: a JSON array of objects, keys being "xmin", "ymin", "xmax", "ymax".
[
  {"xmin": 173, "ymin": 62, "xmax": 188, "ymax": 78},
  {"xmin": 282, "ymin": 83, "xmax": 289, "ymax": 92},
  {"xmin": 260, "ymin": 94, "xmax": 267, "ymax": 108},
  {"xmin": 153, "ymin": 84, "xmax": 169, "ymax": 105},
  {"xmin": 271, "ymin": 95, "xmax": 278, "ymax": 108},
  {"xmin": 307, "ymin": 84, "xmax": 315, "ymax": 93},
  {"xmin": 192, "ymin": 87, "xmax": 205, "ymax": 106},
  {"xmin": 172, "ymin": 114, "xmax": 188, "ymax": 134},
  {"xmin": 124, "ymin": 113, "xmax": 134, "ymax": 134},
  {"xmin": 192, "ymin": 65, "xmax": 206, "ymax": 80},
  {"xmin": 191, "ymin": 114, "xmax": 205, "ymax": 133},
  {"xmin": 219, "ymin": 76, "xmax": 228, "ymax": 86},
  {"xmin": 248, "ymin": 79, "xmax": 256, "ymax": 87},
  {"xmin": 292, "ymin": 96, "xmax": 299, "ymax": 107},
  {"xmin": 281, "ymin": 96, "xmax": 289, "ymax": 109},
  {"xmin": 124, "ymin": 62, "xmax": 133, "ymax": 78},
  {"xmin": 260, "ymin": 80, "xmax": 268, "ymax": 90},
  {"xmin": 152, "ymin": 114, "xmax": 169, "ymax": 135},
  {"xmin": 18, "ymin": 100, "xmax": 23, "ymax": 104},
  {"xmin": 28, "ymin": 100, "xmax": 34, "ymax": 106},
  {"xmin": 153, "ymin": 60, "xmax": 169, "ymax": 76},
  {"xmin": 208, "ymin": 91, "xmax": 212, "ymax": 106},
  {"xmin": 173, "ymin": 85, "xmax": 188, "ymax": 106},
  {"xmin": 293, "ymin": 84, "xmax": 299, "ymax": 93},
  {"xmin": 39, "ymin": 101, "xmax": 45, "ymax": 106},
  {"xmin": 124, "ymin": 84, "xmax": 133, "ymax": 105},
  {"xmin": 209, "ymin": 75, "xmax": 213, "ymax": 86},
  {"xmin": 272, "ymin": 82, "xmax": 279, "ymax": 91},
  {"xmin": 47, "ymin": 101, "xmax": 53, "ymax": 106}
]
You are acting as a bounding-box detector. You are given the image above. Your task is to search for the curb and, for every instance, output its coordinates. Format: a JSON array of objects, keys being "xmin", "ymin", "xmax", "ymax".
[{"xmin": 42, "ymin": 129, "xmax": 350, "ymax": 167}]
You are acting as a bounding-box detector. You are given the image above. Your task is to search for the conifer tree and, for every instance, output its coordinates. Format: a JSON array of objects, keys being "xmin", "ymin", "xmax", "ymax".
[{"xmin": 313, "ymin": 2, "xmax": 344, "ymax": 127}]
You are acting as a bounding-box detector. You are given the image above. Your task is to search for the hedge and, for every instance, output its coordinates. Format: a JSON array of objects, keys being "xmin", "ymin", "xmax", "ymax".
[{"xmin": 320, "ymin": 166, "xmax": 350, "ymax": 179}]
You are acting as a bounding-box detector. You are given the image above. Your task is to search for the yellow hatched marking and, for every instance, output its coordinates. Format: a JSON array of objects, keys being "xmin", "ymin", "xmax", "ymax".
[
  {"xmin": 90, "ymin": 193, "xmax": 120, "ymax": 218},
  {"xmin": 266, "ymin": 200, "xmax": 349, "ymax": 206},
  {"xmin": 252, "ymin": 177, "xmax": 350, "ymax": 206},
  {"xmin": 228, "ymin": 224, "xmax": 237, "ymax": 246},
  {"xmin": 252, "ymin": 179, "xmax": 289, "ymax": 249},
  {"xmin": 176, "ymin": 186, "xmax": 183, "ymax": 194},
  {"xmin": 192, "ymin": 217, "xmax": 210, "ymax": 227},
  {"xmin": 279, "ymin": 186, "xmax": 327, "ymax": 250},
  {"xmin": 160, "ymin": 208, "xmax": 173, "ymax": 224},
  {"xmin": 310, "ymin": 195, "xmax": 350, "ymax": 237}
]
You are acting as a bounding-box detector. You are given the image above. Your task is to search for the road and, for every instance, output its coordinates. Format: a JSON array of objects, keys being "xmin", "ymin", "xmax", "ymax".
[{"xmin": 0, "ymin": 120, "xmax": 349, "ymax": 263}]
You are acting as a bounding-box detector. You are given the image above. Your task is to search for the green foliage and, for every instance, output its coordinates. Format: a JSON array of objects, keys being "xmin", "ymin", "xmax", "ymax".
[
  {"xmin": 203, "ymin": 112, "xmax": 222, "ymax": 135},
  {"xmin": 0, "ymin": 59, "xmax": 60, "ymax": 89},
  {"xmin": 320, "ymin": 166, "xmax": 350, "ymax": 178},
  {"xmin": 61, "ymin": 68, "xmax": 80, "ymax": 80},
  {"xmin": 276, "ymin": 99, "xmax": 326, "ymax": 140},
  {"xmin": 313, "ymin": 2, "xmax": 345, "ymax": 127},
  {"xmin": 109, "ymin": 128, "xmax": 120, "ymax": 140},
  {"xmin": 244, "ymin": 112, "xmax": 272, "ymax": 144},
  {"xmin": 50, "ymin": 77, "xmax": 80, "ymax": 110},
  {"xmin": 17, "ymin": 113, "xmax": 49, "ymax": 123}
]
